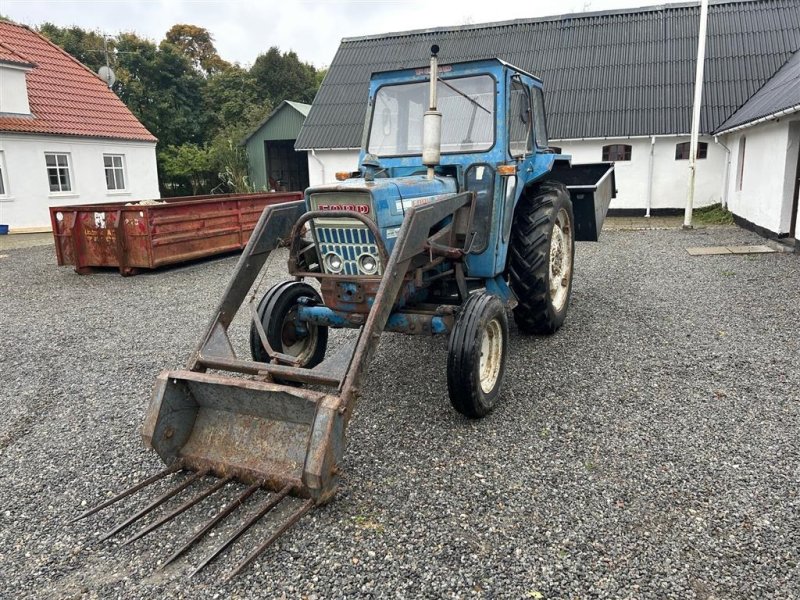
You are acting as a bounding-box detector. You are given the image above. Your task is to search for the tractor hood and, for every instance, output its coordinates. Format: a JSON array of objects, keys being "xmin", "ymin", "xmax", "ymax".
[{"xmin": 305, "ymin": 175, "xmax": 458, "ymax": 218}]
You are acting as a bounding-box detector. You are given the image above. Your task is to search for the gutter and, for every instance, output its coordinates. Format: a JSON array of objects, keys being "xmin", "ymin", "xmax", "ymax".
[
  {"xmin": 715, "ymin": 104, "xmax": 800, "ymax": 136},
  {"xmin": 552, "ymin": 133, "xmax": 697, "ymax": 142}
]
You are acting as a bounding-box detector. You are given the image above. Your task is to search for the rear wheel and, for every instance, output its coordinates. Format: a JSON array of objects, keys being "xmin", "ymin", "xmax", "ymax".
[
  {"xmin": 250, "ymin": 281, "xmax": 328, "ymax": 384},
  {"xmin": 508, "ymin": 180, "xmax": 575, "ymax": 335},
  {"xmin": 447, "ymin": 292, "xmax": 509, "ymax": 418}
]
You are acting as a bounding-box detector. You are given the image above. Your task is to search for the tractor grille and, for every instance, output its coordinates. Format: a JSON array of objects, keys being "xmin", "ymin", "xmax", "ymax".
[{"xmin": 316, "ymin": 226, "xmax": 382, "ymax": 276}]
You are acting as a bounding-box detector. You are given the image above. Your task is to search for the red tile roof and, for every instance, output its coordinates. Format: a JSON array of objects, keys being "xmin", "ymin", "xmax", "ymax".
[
  {"xmin": 0, "ymin": 21, "xmax": 156, "ymax": 142},
  {"xmin": 0, "ymin": 40, "xmax": 34, "ymax": 67}
]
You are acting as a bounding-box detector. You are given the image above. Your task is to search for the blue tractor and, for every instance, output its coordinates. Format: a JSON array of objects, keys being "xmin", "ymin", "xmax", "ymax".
[{"xmin": 76, "ymin": 47, "xmax": 615, "ymax": 578}]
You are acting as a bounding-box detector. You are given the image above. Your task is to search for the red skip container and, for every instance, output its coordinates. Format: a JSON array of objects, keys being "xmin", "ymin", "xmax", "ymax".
[{"xmin": 50, "ymin": 191, "xmax": 303, "ymax": 275}]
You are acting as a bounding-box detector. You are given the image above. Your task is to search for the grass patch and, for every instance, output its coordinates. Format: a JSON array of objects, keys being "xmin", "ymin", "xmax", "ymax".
[{"xmin": 693, "ymin": 204, "xmax": 735, "ymax": 225}]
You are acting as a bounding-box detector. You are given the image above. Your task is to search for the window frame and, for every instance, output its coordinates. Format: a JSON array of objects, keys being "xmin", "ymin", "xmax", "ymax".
[
  {"xmin": 602, "ymin": 144, "xmax": 632, "ymax": 162},
  {"xmin": 508, "ymin": 76, "xmax": 532, "ymax": 158},
  {"xmin": 675, "ymin": 141, "xmax": 708, "ymax": 160},
  {"xmin": 531, "ymin": 85, "xmax": 549, "ymax": 149},
  {"xmin": 736, "ymin": 136, "xmax": 747, "ymax": 191},
  {"xmin": 103, "ymin": 153, "xmax": 127, "ymax": 192},
  {"xmin": 0, "ymin": 151, "xmax": 8, "ymax": 198},
  {"xmin": 366, "ymin": 73, "xmax": 498, "ymax": 158},
  {"xmin": 45, "ymin": 152, "xmax": 74, "ymax": 194}
]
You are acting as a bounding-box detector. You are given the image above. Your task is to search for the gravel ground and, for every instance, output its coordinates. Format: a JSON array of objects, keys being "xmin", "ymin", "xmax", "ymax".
[{"xmin": 0, "ymin": 225, "xmax": 798, "ymax": 600}]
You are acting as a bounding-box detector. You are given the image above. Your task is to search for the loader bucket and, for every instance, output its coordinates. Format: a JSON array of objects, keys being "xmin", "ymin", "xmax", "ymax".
[{"xmin": 142, "ymin": 370, "xmax": 345, "ymax": 502}]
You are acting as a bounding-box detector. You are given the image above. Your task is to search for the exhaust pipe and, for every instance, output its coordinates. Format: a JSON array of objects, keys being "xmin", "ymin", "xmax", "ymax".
[{"xmin": 423, "ymin": 44, "xmax": 442, "ymax": 180}]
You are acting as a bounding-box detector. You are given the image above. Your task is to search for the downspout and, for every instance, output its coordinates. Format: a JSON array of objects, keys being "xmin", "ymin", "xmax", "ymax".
[
  {"xmin": 714, "ymin": 135, "xmax": 732, "ymax": 210},
  {"xmin": 646, "ymin": 136, "xmax": 656, "ymax": 218},
  {"xmin": 310, "ymin": 149, "xmax": 325, "ymax": 184}
]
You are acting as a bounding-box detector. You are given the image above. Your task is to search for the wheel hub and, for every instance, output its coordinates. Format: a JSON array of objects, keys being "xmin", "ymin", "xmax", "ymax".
[
  {"xmin": 548, "ymin": 207, "xmax": 573, "ymax": 312},
  {"xmin": 479, "ymin": 318, "xmax": 503, "ymax": 394}
]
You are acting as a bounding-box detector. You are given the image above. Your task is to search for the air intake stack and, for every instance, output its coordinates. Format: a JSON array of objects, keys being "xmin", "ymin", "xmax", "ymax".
[{"xmin": 423, "ymin": 45, "xmax": 442, "ymax": 180}]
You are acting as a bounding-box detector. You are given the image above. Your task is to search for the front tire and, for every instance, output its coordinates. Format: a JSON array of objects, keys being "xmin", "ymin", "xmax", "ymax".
[
  {"xmin": 250, "ymin": 281, "xmax": 328, "ymax": 383},
  {"xmin": 447, "ymin": 292, "xmax": 509, "ymax": 418},
  {"xmin": 508, "ymin": 180, "xmax": 575, "ymax": 335}
]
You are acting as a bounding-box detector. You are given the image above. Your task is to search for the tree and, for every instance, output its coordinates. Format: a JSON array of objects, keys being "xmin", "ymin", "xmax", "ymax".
[
  {"xmin": 204, "ymin": 65, "xmax": 261, "ymax": 133},
  {"xmin": 160, "ymin": 143, "xmax": 213, "ymax": 195},
  {"xmin": 250, "ymin": 47, "xmax": 318, "ymax": 106},
  {"xmin": 39, "ymin": 23, "xmax": 111, "ymax": 73},
  {"xmin": 210, "ymin": 131, "xmax": 253, "ymax": 194},
  {"xmin": 114, "ymin": 33, "xmax": 206, "ymax": 148},
  {"xmin": 164, "ymin": 24, "xmax": 229, "ymax": 76}
]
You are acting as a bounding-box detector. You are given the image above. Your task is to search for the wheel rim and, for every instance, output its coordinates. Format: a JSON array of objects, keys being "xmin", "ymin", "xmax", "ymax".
[
  {"xmin": 279, "ymin": 306, "xmax": 318, "ymax": 364},
  {"xmin": 479, "ymin": 318, "xmax": 503, "ymax": 394},
  {"xmin": 549, "ymin": 207, "xmax": 573, "ymax": 312}
]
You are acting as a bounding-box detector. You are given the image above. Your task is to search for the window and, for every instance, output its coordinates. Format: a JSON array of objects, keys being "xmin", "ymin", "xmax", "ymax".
[
  {"xmin": 531, "ymin": 86, "xmax": 549, "ymax": 148},
  {"xmin": 367, "ymin": 75, "xmax": 495, "ymax": 156},
  {"xmin": 509, "ymin": 78, "xmax": 532, "ymax": 157},
  {"xmin": 675, "ymin": 142, "xmax": 708, "ymax": 160},
  {"xmin": 549, "ymin": 146, "xmax": 563, "ymax": 154},
  {"xmin": 104, "ymin": 154, "xmax": 126, "ymax": 190},
  {"xmin": 602, "ymin": 144, "xmax": 632, "ymax": 161},
  {"xmin": 736, "ymin": 136, "xmax": 747, "ymax": 191},
  {"xmin": 45, "ymin": 153, "xmax": 72, "ymax": 193},
  {"xmin": 0, "ymin": 152, "xmax": 7, "ymax": 196}
]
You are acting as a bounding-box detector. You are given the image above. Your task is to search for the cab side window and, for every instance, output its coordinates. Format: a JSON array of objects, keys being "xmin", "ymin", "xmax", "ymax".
[
  {"xmin": 509, "ymin": 78, "xmax": 532, "ymax": 157},
  {"xmin": 531, "ymin": 86, "xmax": 548, "ymax": 148}
]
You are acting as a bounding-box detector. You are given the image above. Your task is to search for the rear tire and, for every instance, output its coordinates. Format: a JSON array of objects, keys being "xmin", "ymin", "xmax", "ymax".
[
  {"xmin": 447, "ymin": 292, "xmax": 509, "ymax": 418},
  {"xmin": 508, "ymin": 180, "xmax": 575, "ymax": 335},
  {"xmin": 250, "ymin": 281, "xmax": 328, "ymax": 384}
]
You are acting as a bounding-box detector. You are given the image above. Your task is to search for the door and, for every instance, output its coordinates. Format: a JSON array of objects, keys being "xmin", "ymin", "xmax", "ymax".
[{"xmin": 265, "ymin": 140, "xmax": 309, "ymax": 192}]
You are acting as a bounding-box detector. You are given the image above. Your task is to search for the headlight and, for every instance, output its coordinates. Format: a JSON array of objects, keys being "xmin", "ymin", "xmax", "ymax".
[
  {"xmin": 358, "ymin": 254, "xmax": 378, "ymax": 275},
  {"xmin": 324, "ymin": 252, "xmax": 344, "ymax": 273}
]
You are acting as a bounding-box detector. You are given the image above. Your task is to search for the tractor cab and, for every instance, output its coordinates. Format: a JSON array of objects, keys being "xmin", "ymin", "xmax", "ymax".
[{"xmin": 305, "ymin": 57, "xmax": 574, "ymax": 281}]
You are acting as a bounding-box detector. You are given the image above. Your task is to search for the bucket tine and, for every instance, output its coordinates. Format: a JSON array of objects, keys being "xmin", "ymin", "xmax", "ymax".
[
  {"xmin": 100, "ymin": 470, "xmax": 207, "ymax": 542},
  {"xmin": 122, "ymin": 476, "xmax": 233, "ymax": 546},
  {"xmin": 161, "ymin": 481, "xmax": 262, "ymax": 569},
  {"xmin": 190, "ymin": 484, "xmax": 292, "ymax": 576},
  {"xmin": 225, "ymin": 498, "xmax": 314, "ymax": 581},
  {"xmin": 70, "ymin": 462, "xmax": 183, "ymax": 523}
]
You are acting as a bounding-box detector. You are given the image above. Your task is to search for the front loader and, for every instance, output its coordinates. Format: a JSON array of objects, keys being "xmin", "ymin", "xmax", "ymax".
[{"xmin": 74, "ymin": 46, "xmax": 615, "ymax": 579}]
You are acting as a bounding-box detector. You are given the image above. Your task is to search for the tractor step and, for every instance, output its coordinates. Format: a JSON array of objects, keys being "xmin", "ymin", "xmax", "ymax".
[{"xmin": 72, "ymin": 465, "xmax": 314, "ymax": 580}]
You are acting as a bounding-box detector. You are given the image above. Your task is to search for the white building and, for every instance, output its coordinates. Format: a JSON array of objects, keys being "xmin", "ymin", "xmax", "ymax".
[
  {"xmin": 716, "ymin": 48, "xmax": 800, "ymax": 244},
  {"xmin": 0, "ymin": 21, "xmax": 159, "ymax": 232},
  {"xmin": 296, "ymin": 0, "xmax": 800, "ymax": 227}
]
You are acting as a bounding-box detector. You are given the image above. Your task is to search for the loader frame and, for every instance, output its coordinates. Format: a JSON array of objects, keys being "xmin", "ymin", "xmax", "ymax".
[{"xmin": 75, "ymin": 191, "xmax": 475, "ymax": 579}]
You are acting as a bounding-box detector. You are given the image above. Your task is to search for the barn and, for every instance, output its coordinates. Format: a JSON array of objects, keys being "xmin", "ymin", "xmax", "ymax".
[{"xmin": 296, "ymin": 0, "xmax": 800, "ymax": 241}]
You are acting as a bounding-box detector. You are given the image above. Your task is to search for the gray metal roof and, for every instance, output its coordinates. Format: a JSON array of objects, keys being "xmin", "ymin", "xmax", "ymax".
[
  {"xmin": 716, "ymin": 48, "xmax": 800, "ymax": 132},
  {"xmin": 296, "ymin": 0, "xmax": 800, "ymax": 150},
  {"xmin": 242, "ymin": 100, "xmax": 311, "ymax": 146}
]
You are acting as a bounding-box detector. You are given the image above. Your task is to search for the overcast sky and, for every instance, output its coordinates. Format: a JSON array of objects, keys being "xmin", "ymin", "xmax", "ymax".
[{"xmin": 4, "ymin": 0, "xmax": 690, "ymax": 68}]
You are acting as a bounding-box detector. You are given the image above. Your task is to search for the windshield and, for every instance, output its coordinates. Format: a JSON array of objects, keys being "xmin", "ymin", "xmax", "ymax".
[{"xmin": 367, "ymin": 75, "xmax": 495, "ymax": 157}]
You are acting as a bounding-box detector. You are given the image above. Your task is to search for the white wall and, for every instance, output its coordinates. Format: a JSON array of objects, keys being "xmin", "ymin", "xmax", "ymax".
[
  {"xmin": 306, "ymin": 149, "xmax": 360, "ymax": 187},
  {"xmin": 556, "ymin": 136, "xmax": 727, "ymax": 210},
  {"xmin": 723, "ymin": 117, "xmax": 800, "ymax": 237},
  {"xmin": 0, "ymin": 133, "xmax": 159, "ymax": 231},
  {"xmin": 0, "ymin": 65, "xmax": 31, "ymax": 115},
  {"xmin": 305, "ymin": 138, "xmax": 726, "ymax": 211}
]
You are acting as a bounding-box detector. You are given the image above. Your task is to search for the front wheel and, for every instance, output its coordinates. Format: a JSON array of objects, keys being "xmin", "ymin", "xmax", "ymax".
[
  {"xmin": 250, "ymin": 281, "xmax": 328, "ymax": 384},
  {"xmin": 446, "ymin": 292, "xmax": 509, "ymax": 418}
]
